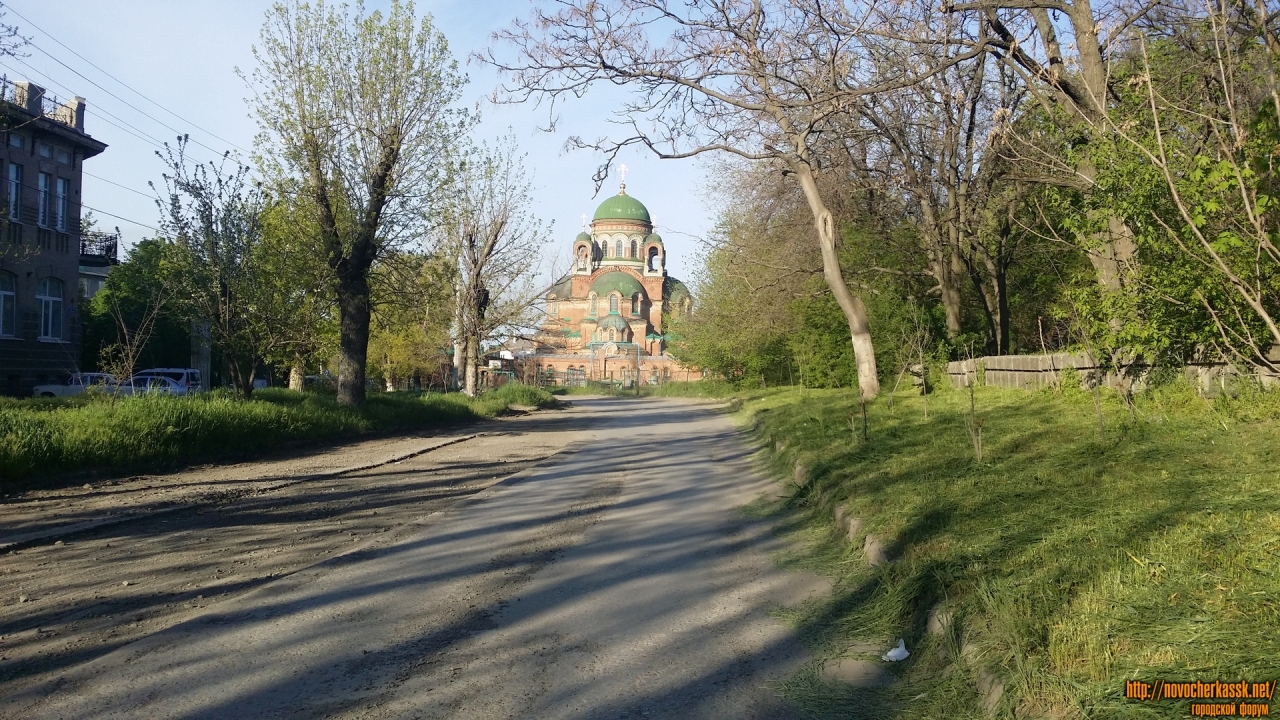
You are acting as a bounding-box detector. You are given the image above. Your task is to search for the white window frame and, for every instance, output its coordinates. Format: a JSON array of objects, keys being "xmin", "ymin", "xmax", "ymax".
[
  {"xmin": 37, "ymin": 277, "xmax": 63, "ymax": 340},
  {"xmin": 609, "ymin": 293, "xmax": 619, "ymax": 313},
  {"xmin": 614, "ymin": 239, "xmax": 623, "ymax": 257},
  {"xmin": 0, "ymin": 271, "xmax": 15, "ymax": 337},
  {"xmin": 8, "ymin": 163, "xmax": 21, "ymax": 222},
  {"xmin": 54, "ymin": 177, "xmax": 69, "ymax": 231},
  {"xmin": 37, "ymin": 172, "xmax": 50, "ymax": 227}
]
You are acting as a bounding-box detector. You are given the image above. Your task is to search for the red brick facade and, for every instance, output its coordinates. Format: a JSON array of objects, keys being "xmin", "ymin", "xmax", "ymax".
[{"xmin": 534, "ymin": 188, "xmax": 700, "ymax": 385}]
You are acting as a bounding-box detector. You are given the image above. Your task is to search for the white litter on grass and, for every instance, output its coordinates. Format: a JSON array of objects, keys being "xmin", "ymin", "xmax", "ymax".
[{"xmin": 882, "ymin": 638, "xmax": 909, "ymax": 662}]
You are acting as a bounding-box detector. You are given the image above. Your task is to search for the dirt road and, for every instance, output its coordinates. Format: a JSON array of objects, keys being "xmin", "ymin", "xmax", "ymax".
[{"xmin": 1, "ymin": 397, "xmax": 825, "ymax": 719}]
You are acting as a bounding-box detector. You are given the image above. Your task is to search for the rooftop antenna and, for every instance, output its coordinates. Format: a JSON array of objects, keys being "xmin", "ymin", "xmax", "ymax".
[{"xmin": 618, "ymin": 163, "xmax": 628, "ymax": 195}]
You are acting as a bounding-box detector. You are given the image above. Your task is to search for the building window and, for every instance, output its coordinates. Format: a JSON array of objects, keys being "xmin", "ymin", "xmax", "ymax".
[
  {"xmin": 37, "ymin": 277, "xmax": 63, "ymax": 340},
  {"xmin": 0, "ymin": 271, "xmax": 14, "ymax": 337},
  {"xmin": 589, "ymin": 292, "xmax": 598, "ymax": 316},
  {"xmin": 609, "ymin": 328, "xmax": 617, "ymax": 342},
  {"xmin": 8, "ymin": 163, "xmax": 21, "ymax": 222},
  {"xmin": 609, "ymin": 294, "xmax": 619, "ymax": 313},
  {"xmin": 56, "ymin": 149, "xmax": 71, "ymax": 164},
  {"xmin": 37, "ymin": 172, "xmax": 50, "ymax": 227},
  {"xmin": 55, "ymin": 177, "xmax": 68, "ymax": 231},
  {"xmin": 632, "ymin": 293, "xmax": 642, "ymax": 316},
  {"xmin": 615, "ymin": 239, "xmax": 623, "ymax": 258},
  {"xmin": 648, "ymin": 246, "xmax": 660, "ymax": 271},
  {"xmin": 36, "ymin": 143, "xmax": 52, "ymax": 159},
  {"xmin": 8, "ymin": 134, "xmax": 23, "ymax": 149}
]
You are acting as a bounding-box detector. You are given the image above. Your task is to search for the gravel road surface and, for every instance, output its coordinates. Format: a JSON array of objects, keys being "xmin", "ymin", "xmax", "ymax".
[{"xmin": 1, "ymin": 397, "xmax": 824, "ymax": 719}]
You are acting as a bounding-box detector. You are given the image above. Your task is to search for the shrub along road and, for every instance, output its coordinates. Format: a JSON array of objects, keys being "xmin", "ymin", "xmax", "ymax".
[{"xmin": 0, "ymin": 397, "xmax": 825, "ymax": 718}]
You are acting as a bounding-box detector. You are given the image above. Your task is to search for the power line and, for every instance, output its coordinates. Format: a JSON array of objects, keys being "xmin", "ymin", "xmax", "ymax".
[
  {"xmin": 82, "ymin": 170, "xmax": 154, "ymax": 199},
  {"xmin": 4, "ymin": 5, "xmax": 249, "ymax": 159},
  {"xmin": 5, "ymin": 5, "xmax": 252, "ymax": 156},
  {"xmin": 0, "ymin": 57, "xmax": 170, "ymax": 152},
  {"xmin": 1, "ymin": 174, "xmax": 159, "ymax": 231},
  {"xmin": 22, "ymin": 45, "xmax": 234, "ymax": 160}
]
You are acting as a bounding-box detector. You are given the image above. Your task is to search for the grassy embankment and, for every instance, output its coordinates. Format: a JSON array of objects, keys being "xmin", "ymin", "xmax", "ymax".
[
  {"xmin": 0, "ymin": 382, "xmax": 555, "ymax": 486},
  {"xmin": 728, "ymin": 379, "xmax": 1280, "ymax": 718}
]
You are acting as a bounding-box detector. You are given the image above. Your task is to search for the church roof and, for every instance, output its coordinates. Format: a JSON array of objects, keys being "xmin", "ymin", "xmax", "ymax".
[
  {"xmin": 664, "ymin": 276, "xmax": 691, "ymax": 302},
  {"xmin": 592, "ymin": 193, "xmax": 651, "ymax": 223},
  {"xmin": 547, "ymin": 274, "xmax": 572, "ymax": 298},
  {"xmin": 591, "ymin": 271, "xmax": 645, "ymax": 298},
  {"xmin": 598, "ymin": 312, "xmax": 630, "ymax": 331}
]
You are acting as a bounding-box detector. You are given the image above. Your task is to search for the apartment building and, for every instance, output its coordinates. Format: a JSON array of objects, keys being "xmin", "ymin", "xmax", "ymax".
[{"xmin": 0, "ymin": 79, "xmax": 109, "ymax": 396}]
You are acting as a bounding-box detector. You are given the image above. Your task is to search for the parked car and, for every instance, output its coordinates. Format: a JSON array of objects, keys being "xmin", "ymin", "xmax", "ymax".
[
  {"xmin": 119, "ymin": 375, "xmax": 185, "ymax": 396},
  {"xmin": 132, "ymin": 368, "xmax": 202, "ymax": 395},
  {"xmin": 32, "ymin": 373, "xmax": 117, "ymax": 397}
]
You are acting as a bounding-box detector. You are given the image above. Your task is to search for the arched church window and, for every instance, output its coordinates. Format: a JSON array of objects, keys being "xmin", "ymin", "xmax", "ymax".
[
  {"xmin": 609, "ymin": 294, "xmax": 619, "ymax": 313},
  {"xmin": 589, "ymin": 292, "xmax": 598, "ymax": 315},
  {"xmin": 609, "ymin": 328, "xmax": 617, "ymax": 342},
  {"xmin": 630, "ymin": 240, "xmax": 637, "ymax": 258},
  {"xmin": 548, "ymin": 299, "xmax": 557, "ymax": 317},
  {"xmin": 631, "ymin": 293, "xmax": 641, "ymax": 316},
  {"xmin": 648, "ymin": 247, "xmax": 660, "ymax": 271},
  {"xmin": 615, "ymin": 239, "xmax": 623, "ymax": 258}
]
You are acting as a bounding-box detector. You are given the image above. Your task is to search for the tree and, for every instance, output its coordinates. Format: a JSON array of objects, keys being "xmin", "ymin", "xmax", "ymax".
[
  {"xmin": 440, "ymin": 135, "xmax": 551, "ymax": 396},
  {"xmin": 258, "ymin": 197, "xmax": 338, "ymax": 390},
  {"xmin": 155, "ymin": 139, "xmax": 269, "ymax": 397},
  {"xmin": 368, "ymin": 250, "xmax": 454, "ymax": 390},
  {"xmin": 487, "ymin": 0, "xmax": 985, "ymax": 399},
  {"xmin": 950, "ymin": 0, "xmax": 1155, "ymax": 299},
  {"xmin": 247, "ymin": 0, "xmax": 470, "ymax": 405}
]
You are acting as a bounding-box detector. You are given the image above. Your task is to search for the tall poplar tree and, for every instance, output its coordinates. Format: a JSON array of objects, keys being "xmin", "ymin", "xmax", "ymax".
[{"xmin": 247, "ymin": 0, "xmax": 469, "ymax": 405}]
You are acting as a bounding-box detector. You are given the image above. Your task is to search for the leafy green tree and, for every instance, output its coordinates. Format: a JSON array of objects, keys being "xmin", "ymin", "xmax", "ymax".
[
  {"xmin": 248, "ymin": 0, "xmax": 470, "ymax": 405},
  {"xmin": 81, "ymin": 239, "xmax": 190, "ymax": 375}
]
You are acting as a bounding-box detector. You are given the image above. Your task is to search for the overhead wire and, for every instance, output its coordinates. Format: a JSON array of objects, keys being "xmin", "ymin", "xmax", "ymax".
[
  {"xmin": 0, "ymin": 57, "xmax": 171, "ymax": 152},
  {"xmin": 4, "ymin": 4, "xmax": 252, "ymax": 156}
]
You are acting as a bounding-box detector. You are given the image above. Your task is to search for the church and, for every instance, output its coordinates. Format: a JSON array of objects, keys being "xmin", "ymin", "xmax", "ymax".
[{"xmin": 533, "ymin": 177, "xmax": 700, "ymax": 386}]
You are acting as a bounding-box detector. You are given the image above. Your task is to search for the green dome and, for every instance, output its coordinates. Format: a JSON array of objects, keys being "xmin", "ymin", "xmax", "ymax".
[
  {"xmin": 664, "ymin": 277, "xmax": 690, "ymax": 302},
  {"xmin": 592, "ymin": 193, "xmax": 651, "ymax": 223},
  {"xmin": 591, "ymin": 271, "xmax": 645, "ymax": 299},
  {"xmin": 575, "ymin": 231, "xmax": 593, "ymax": 243},
  {"xmin": 597, "ymin": 313, "xmax": 630, "ymax": 331},
  {"xmin": 644, "ymin": 232, "xmax": 663, "ymax": 245}
]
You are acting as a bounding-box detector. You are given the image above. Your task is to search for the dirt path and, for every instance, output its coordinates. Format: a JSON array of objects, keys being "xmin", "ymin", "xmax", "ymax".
[
  {"xmin": 1, "ymin": 397, "xmax": 827, "ymax": 719},
  {"xmin": 0, "ymin": 406, "xmax": 591, "ymax": 704}
]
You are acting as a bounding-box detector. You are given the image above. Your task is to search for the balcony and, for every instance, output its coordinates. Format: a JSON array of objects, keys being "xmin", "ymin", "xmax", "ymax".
[{"xmin": 79, "ymin": 231, "xmax": 119, "ymax": 266}]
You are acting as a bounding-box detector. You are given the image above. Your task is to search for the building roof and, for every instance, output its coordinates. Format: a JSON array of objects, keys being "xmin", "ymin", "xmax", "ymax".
[
  {"xmin": 598, "ymin": 312, "xmax": 630, "ymax": 331},
  {"xmin": 664, "ymin": 276, "xmax": 691, "ymax": 302},
  {"xmin": 590, "ymin": 271, "xmax": 645, "ymax": 298},
  {"xmin": 592, "ymin": 193, "xmax": 651, "ymax": 223}
]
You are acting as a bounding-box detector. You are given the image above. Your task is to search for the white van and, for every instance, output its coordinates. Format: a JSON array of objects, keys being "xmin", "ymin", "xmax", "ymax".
[{"xmin": 132, "ymin": 368, "xmax": 203, "ymax": 395}]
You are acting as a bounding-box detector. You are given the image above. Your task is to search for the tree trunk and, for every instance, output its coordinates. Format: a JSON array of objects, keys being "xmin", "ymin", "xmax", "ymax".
[
  {"xmin": 452, "ymin": 276, "xmax": 465, "ymax": 391},
  {"xmin": 793, "ymin": 164, "xmax": 880, "ymax": 399},
  {"xmin": 336, "ymin": 274, "xmax": 370, "ymax": 406},
  {"xmin": 464, "ymin": 335, "xmax": 479, "ymax": 397},
  {"xmin": 288, "ymin": 355, "xmax": 305, "ymax": 392}
]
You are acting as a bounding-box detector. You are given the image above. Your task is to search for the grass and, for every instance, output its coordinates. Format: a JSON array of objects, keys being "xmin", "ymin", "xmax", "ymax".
[
  {"xmin": 728, "ymin": 379, "xmax": 1280, "ymax": 719},
  {"xmin": 0, "ymin": 383, "xmax": 555, "ymax": 487}
]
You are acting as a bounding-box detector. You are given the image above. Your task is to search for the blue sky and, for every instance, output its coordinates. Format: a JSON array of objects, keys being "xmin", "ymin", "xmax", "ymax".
[{"xmin": 5, "ymin": 0, "xmax": 714, "ymax": 282}]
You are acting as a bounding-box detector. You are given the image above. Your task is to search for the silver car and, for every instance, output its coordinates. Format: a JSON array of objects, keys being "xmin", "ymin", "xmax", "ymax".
[
  {"xmin": 120, "ymin": 375, "xmax": 184, "ymax": 396},
  {"xmin": 32, "ymin": 372, "xmax": 117, "ymax": 397}
]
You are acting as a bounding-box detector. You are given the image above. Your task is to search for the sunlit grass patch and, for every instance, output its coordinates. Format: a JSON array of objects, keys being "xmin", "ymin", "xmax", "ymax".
[
  {"xmin": 0, "ymin": 383, "xmax": 555, "ymax": 486},
  {"xmin": 737, "ymin": 381, "xmax": 1280, "ymax": 718}
]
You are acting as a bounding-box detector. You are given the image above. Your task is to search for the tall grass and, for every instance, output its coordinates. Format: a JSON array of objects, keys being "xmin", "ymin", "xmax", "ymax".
[
  {"xmin": 736, "ymin": 379, "xmax": 1280, "ymax": 718},
  {"xmin": 0, "ymin": 383, "xmax": 555, "ymax": 486}
]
